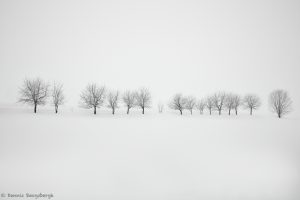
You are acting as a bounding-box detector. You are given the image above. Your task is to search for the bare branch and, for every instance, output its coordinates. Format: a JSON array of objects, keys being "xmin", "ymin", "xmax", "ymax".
[
  {"xmin": 52, "ymin": 83, "xmax": 65, "ymax": 114},
  {"xmin": 135, "ymin": 87, "xmax": 152, "ymax": 114},
  {"xmin": 269, "ymin": 89, "xmax": 292, "ymax": 118},
  {"xmin": 232, "ymin": 94, "xmax": 242, "ymax": 115},
  {"xmin": 206, "ymin": 96, "xmax": 214, "ymax": 115},
  {"xmin": 243, "ymin": 94, "xmax": 261, "ymax": 115},
  {"xmin": 196, "ymin": 98, "xmax": 206, "ymax": 114},
  {"xmin": 107, "ymin": 90, "xmax": 119, "ymax": 115},
  {"xmin": 18, "ymin": 78, "xmax": 49, "ymax": 113},
  {"xmin": 80, "ymin": 83, "xmax": 106, "ymax": 114},
  {"xmin": 169, "ymin": 94, "xmax": 187, "ymax": 115},
  {"xmin": 224, "ymin": 93, "xmax": 235, "ymax": 115},
  {"xmin": 185, "ymin": 95, "xmax": 196, "ymax": 115},
  {"xmin": 212, "ymin": 92, "xmax": 226, "ymax": 115},
  {"xmin": 122, "ymin": 90, "xmax": 136, "ymax": 114}
]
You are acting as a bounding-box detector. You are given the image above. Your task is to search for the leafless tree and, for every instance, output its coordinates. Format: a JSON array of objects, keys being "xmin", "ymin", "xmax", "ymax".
[
  {"xmin": 107, "ymin": 90, "xmax": 119, "ymax": 115},
  {"xmin": 169, "ymin": 94, "xmax": 187, "ymax": 115},
  {"xmin": 158, "ymin": 102, "xmax": 164, "ymax": 113},
  {"xmin": 196, "ymin": 98, "xmax": 206, "ymax": 114},
  {"xmin": 18, "ymin": 78, "xmax": 49, "ymax": 113},
  {"xmin": 122, "ymin": 90, "xmax": 136, "ymax": 114},
  {"xmin": 224, "ymin": 93, "xmax": 235, "ymax": 115},
  {"xmin": 80, "ymin": 84, "xmax": 106, "ymax": 115},
  {"xmin": 135, "ymin": 87, "xmax": 151, "ymax": 114},
  {"xmin": 206, "ymin": 96, "xmax": 214, "ymax": 115},
  {"xmin": 212, "ymin": 92, "xmax": 226, "ymax": 115},
  {"xmin": 52, "ymin": 83, "xmax": 65, "ymax": 114},
  {"xmin": 269, "ymin": 89, "xmax": 292, "ymax": 118},
  {"xmin": 185, "ymin": 96, "xmax": 196, "ymax": 114},
  {"xmin": 243, "ymin": 94, "xmax": 261, "ymax": 115},
  {"xmin": 232, "ymin": 95, "xmax": 242, "ymax": 115}
]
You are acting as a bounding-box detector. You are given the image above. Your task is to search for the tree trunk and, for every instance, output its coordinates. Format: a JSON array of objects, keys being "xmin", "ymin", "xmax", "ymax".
[
  {"xmin": 94, "ymin": 106, "xmax": 96, "ymax": 115},
  {"xmin": 250, "ymin": 108, "xmax": 252, "ymax": 115},
  {"xmin": 127, "ymin": 107, "xmax": 129, "ymax": 114},
  {"xmin": 235, "ymin": 109, "xmax": 238, "ymax": 115},
  {"xmin": 228, "ymin": 109, "xmax": 231, "ymax": 115},
  {"xmin": 55, "ymin": 106, "xmax": 58, "ymax": 114},
  {"xmin": 112, "ymin": 108, "xmax": 115, "ymax": 115},
  {"xmin": 209, "ymin": 109, "xmax": 211, "ymax": 115},
  {"xmin": 180, "ymin": 110, "xmax": 182, "ymax": 115},
  {"xmin": 142, "ymin": 107, "xmax": 144, "ymax": 114},
  {"xmin": 190, "ymin": 110, "xmax": 192, "ymax": 115},
  {"xmin": 219, "ymin": 109, "xmax": 221, "ymax": 115},
  {"xmin": 34, "ymin": 104, "xmax": 37, "ymax": 113}
]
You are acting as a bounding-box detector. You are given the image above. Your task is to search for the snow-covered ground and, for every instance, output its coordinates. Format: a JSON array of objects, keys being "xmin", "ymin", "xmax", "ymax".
[{"xmin": 0, "ymin": 107, "xmax": 299, "ymax": 200}]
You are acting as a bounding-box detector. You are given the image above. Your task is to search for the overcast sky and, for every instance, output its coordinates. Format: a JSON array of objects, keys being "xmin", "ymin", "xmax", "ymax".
[{"xmin": 0, "ymin": 0, "xmax": 299, "ymax": 113}]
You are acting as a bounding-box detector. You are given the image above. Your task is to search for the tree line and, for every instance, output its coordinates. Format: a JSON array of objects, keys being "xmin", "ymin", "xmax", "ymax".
[
  {"xmin": 169, "ymin": 92, "xmax": 261, "ymax": 116},
  {"xmin": 18, "ymin": 78, "xmax": 151, "ymax": 115},
  {"xmin": 18, "ymin": 78, "xmax": 293, "ymax": 118}
]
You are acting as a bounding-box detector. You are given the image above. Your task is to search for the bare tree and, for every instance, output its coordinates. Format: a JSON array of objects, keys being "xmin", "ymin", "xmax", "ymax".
[
  {"xmin": 52, "ymin": 83, "xmax": 65, "ymax": 114},
  {"xmin": 135, "ymin": 87, "xmax": 151, "ymax": 114},
  {"xmin": 212, "ymin": 92, "xmax": 226, "ymax": 115},
  {"xmin": 169, "ymin": 94, "xmax": 186, "ymax": 115},
  {"xmin": 107, "ymin": 90, "xmax": 119, "ymax": 115},
  {"xmin": 232, "ymin": 95, "xmax": 242, "ymax": 115},
  {"xmin": 206, "ymin": 96, "xmax": 214, "ymax": 115},
  {"xmin": 224, "ymin": 93, "xmax": 235, "ymax": 115},
  {"xmin": 269, "ymin": 89, "xmax": 292, "ymax": 118},
  {"xmin": 80, "ymin": 84, "xmax": 106, "ymax": 115},
  {"xmin": 196, "ymin": 98, "xmax": 206, "ymax": 114},
  {"xmin": 185, "ymin": 96, "xmax": 196, "ymax": 114},
  {"xmin": 18, "ymin": 78, "xmax": 49, "ymax": 113},
  {"xmin": 243, "ymin": 94, "xmax": 261, "ymax": 115},
  {"xmin": 158, "ymin": 102, "xmax": 164, "ymax": 113},
  {"xmin": 122, "ymin": 90, "xmax": 136, "ymax": 114}
]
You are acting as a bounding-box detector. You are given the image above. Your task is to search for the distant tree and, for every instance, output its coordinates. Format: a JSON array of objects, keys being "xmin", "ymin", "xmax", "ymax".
[
  {"xmin": 196, "ymin": 98, "xmax": 206, "ymax": 114},
  {"xmin": 122, "ymin": 90, "xmax": 136, "ymax": 114},
  {"xmin": 135, "ymin": 87, "xmax": 151, "ymax": 114},
  {"xmin": 243, "ymin": 94, "xmax": 261, "ymax": 115},
  {"xmin": 185, "ymin": 96, "xmax": 196, "ymax": 114},
  {"xmin": 18, "ymin": 78, "xmax": 49, "ymax": 113},
  {"xmin": 269, "ymin": 89, "xmax": 292, "ymax": 118},
  {"xmin": 224, "ymin": 93, "xmax": 235, "ymax": 115},
  {"xmin": 212, "ymin": 92, "xmax": 226, "ymax": 115},
  {"xmin": 158, "ymin": 102, "xmax": 164, "ymax": 113},
  {"xmin": 107, "ymin": 90, "xmax": 119, "ymax": 115},
  {"xmin": 169, "ymin": 94, "xmax": 186, "ymax": 115},
  {"xmin": 206, "ymin": 96, "xmax": 214, "ymax": 115},
  {"xmin": 80, "ymin": 84, "xmax": 106, "ymax": 115},
  {"xmin": 232, "ymin": 95, "xmax": 242, "ymax": 115},
  {"xmin": 52, "ymin": 83, "xmax": 65, "ymax": 113}
]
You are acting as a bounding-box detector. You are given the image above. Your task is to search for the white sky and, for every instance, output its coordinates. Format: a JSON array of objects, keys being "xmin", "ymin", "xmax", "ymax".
[{"xmin": 0, "ymin": 0, "xmax": 299, "ymax": 113}]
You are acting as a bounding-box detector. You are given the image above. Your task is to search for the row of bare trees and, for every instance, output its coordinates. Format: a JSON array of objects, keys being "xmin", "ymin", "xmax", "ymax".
[
  {"xmin": 79, "ymin": 83, "xmax": 151, "ymax": 115},
  {"xmin": 18, "ymin": 78, "xmax": 151, "ymax": 114},
  {"xmin": 18, "ymin": 78, "xmax": 64, "ymax": 113},
  {"xmin": 168, "ymin": 93, "xmax": 260, "ymax": 115},
  {"xmin": 18, "ymin": 78, "xmax": 292, "ymax": 118},
  {"xmin": 169, "ymin": 91, "xmax": 292, "ymax": 118}
]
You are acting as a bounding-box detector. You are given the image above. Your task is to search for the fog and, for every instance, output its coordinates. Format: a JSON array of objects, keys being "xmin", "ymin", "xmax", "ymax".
[
  {"xmin": 1, "ymin": 1, "xmax": 300, "ymax": 199},
  {"xmin": 0, "ymin": 0, "xmax": 299, "ymax": 112}
]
